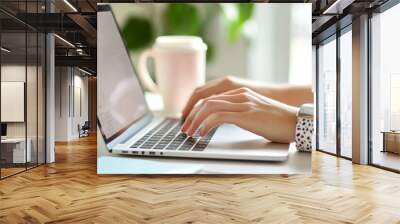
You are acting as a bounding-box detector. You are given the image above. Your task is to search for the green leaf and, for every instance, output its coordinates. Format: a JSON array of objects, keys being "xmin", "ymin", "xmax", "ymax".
[
  {"xmin": 122, "ymin": 16, "xmax": 154, "ymax": 51},
  {"xmin": 238, "ymin": 3, "xmax": 254, "ymax": 22},
  {"xmin": 222, "ymin": 3, "xmax": 254, "ymax": 43},
  {"xmin": 164, "ymin": 3, "xmax": 202, "ymax": 35},
  {"xmin": 227, "ymin": 20, "xmax": 243, "ymax": 43}
]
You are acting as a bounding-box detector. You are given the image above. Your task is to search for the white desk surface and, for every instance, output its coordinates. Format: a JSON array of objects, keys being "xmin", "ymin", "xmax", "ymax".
[{"xmin": 97, "ymin": 93, "xmax": 311, "ymax": 175}]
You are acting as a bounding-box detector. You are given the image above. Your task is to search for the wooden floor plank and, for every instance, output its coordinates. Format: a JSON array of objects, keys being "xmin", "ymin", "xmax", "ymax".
[{"xmin": 0, "ymin": 134, "xmax": 400, "ymax": 224}]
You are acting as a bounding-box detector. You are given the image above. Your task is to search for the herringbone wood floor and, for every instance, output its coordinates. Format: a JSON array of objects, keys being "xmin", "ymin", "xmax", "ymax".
[{"xmin": 1, "ymin": 134, "xmax": 400, "ymax": 224}]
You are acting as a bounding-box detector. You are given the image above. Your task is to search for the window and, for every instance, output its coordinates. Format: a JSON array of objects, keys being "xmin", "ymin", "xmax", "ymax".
[
  {"xmin": 317, "ymin": 36, "xmax": 337, "ymax": 154},
  {"xmin": 316, "ymin": 26, "xmax": 353, "ymax": 159},
  {"xmin": 339, "ymin": 28, "xmax": 352, "ymax": 158},
  {"xmin": 370, "ymin": 2, "xmax": 400, "ymax": 171}
]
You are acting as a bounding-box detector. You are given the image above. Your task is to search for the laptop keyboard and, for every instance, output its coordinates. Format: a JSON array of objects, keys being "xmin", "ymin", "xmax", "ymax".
[{"xmin": 130, "ymin": 118, "xmax": 217, "ymax": 151}]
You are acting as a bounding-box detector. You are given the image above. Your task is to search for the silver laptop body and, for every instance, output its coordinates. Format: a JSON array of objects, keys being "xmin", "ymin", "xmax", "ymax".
[{"xmin": 97, "ymin": 4, "xmax": 289, "ymax": 162}]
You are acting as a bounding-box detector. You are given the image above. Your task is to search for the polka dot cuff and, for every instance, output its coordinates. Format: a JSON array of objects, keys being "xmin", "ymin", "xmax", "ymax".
[{"xmin": 295, "ymin": 117, "xmax": 313, "ymax": 152}]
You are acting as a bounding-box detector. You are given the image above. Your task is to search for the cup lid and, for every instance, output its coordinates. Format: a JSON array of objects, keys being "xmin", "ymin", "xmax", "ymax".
[{"xmin": 154, "ymin": 36, "xmax": 207, "ymax": 51}]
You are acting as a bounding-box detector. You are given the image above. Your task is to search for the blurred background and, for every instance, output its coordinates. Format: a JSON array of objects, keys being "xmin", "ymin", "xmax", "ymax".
[{"xmin": 111, "ymin": 3, "xmax": 312, "ymax": 86}]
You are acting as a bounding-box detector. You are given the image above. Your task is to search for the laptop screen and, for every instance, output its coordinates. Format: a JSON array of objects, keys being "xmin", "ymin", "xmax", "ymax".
[{"xmin": 97, "ymin": 5, "xmax": 150, "ymax": 143}]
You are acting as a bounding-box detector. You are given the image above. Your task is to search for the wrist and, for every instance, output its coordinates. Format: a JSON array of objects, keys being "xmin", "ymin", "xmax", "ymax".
[
  {"xmin": 258, "ymin": 85, "xmax": 281, "ymax": 102},
  {"xmin": 287, "ymin": 106, "xmax": 300, "ymax": 142},
  {"xmin": 273, "ymin": 104, "xmax": 298, "ymax": 143}
]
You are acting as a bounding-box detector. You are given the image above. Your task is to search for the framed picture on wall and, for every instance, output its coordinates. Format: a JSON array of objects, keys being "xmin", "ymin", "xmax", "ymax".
[{"xmin": 1, "ymin": 81, "xmax": 25, "ymax": 122}]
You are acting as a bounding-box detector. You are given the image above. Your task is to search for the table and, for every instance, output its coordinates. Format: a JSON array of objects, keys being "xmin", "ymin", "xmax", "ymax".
[
  {"xmin": 381, "ymin": 131, "xmax": 400, "ymax": 154},
  {"xmin": 1, "ymin": 138, "xmax": 31, "ymax": 163}
]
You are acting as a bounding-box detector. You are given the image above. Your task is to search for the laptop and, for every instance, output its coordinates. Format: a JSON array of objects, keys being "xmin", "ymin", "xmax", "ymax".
[{"xmin": 97, "ymin": 4, "xmax": 290, "ymax": 161}]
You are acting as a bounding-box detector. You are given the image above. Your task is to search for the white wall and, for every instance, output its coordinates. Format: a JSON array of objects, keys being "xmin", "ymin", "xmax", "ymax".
[
  {"xmin": 247, "ymin": 4, "xmax": 312, "ymax": 84},
  {"xmin": 54, "ymin": 67, "xmax": 89, "ymax": 141},
  {"xmin": 55, "ymin": 67, "xmax": 69, "ymax": 141},
  {"xmin": 72, "ymin": 73, "xmax": 89, "ymax": 138}
]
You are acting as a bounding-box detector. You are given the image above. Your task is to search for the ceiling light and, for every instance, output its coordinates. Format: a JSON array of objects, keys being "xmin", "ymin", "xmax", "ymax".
[
  {"xmin": 54, "ymin": 34, "xmax": 75, "ymax": 48},
  {"xmin": 323, "ymin": 0, "xmax": 354, "ymax": 15},
  {"xmin": 78, "ymin": 67, "xmax": 93, "ymax": 76},
  {"xmin": 63, "ymin": 0, "xmax": 78, "ymax": 12},
  {"xmin": 76, "ymin": 48, "xmax": 86, "ymax": 55},
  {"xmin": 1, "ymin": 47, "xmax": 11, "ymax": 53}
]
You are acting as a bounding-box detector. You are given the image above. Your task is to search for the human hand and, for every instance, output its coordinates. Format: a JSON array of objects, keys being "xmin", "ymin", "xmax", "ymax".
[
  {"xmin": 181, "ymin": 87, "xmax": 299, "ymax": 143},
  {"xmin": 182, "ymin": 76, "xmax": 313, "ymax": 120},
  {"xmin": 182, "ymin": 76, "xmax": 241, "ymax": 118}
]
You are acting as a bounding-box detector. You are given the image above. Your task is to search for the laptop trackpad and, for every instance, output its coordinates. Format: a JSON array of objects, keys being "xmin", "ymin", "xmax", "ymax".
[{"xmin": 207, "ymin": 124, "xmax": 290, "ymax": 159}]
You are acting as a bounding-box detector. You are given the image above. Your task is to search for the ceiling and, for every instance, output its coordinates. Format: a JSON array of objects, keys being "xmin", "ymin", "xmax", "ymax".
[{"xmin": 0, "ymin": 0, "xmax": 393, "ymax": 74}]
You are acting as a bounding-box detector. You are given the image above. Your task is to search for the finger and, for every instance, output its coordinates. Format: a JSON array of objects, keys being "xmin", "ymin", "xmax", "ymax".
[
  {"xmin": 181, "ymin": 88, "xmax": 205, "ymax": 119},
  {"xmin": 181, "ymin": 79, "xmax": 233, "ymax": 118},
  {"xmin": 219, "ymin": 87, "xmax": 254, "ymax": 96},
  {"xmin": 181, "ymin": 102, "xmax": 203, "ymax": 132},
  {"xmin": 200, "ymin": 92, "xmax": 251, "ymax": 104},
  {"xmin": 181, "ymin": 93, "xmax": 250, "ymax": 132},
  {"xmin": 198, "ymin": 112, "xmax": 240, "ymax": 137},
  {"xmin": 186, "ymin": 100, "xmax": 251, "ymax": 136}
]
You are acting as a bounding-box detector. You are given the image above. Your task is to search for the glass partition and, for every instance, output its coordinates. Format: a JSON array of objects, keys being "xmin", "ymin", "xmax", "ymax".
[
  {"xmin": 0, "ymin": 31, "xmax": 28, "ymax": 177},
  {"xmin": 0, "ymin": 1, "xmax": 46, "ymax": 179}
]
